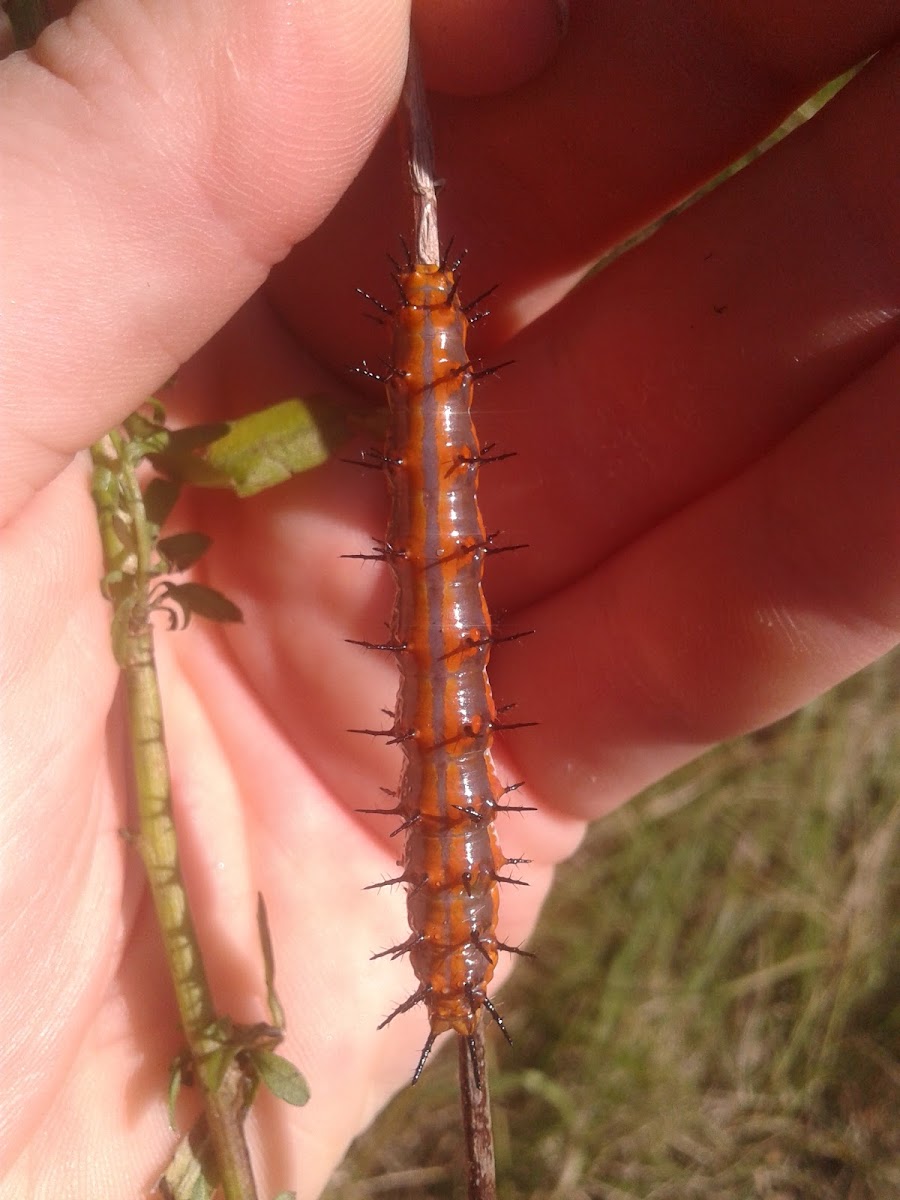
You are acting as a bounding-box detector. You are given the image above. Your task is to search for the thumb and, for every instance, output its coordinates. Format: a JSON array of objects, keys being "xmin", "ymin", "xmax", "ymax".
[{"xmin": 0, "ymin": 0, "xmax": 409, "ymax": 524}]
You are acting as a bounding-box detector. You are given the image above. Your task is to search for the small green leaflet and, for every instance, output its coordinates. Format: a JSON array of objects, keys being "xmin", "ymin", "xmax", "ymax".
[
  {"xmin": 157, "ymin": 532, "xmax": 213, "ymax": 572},
  {"xmin": 157, "ymin": 1117, "xmax": 217, "ymax": 1200},
  {"xmin": 144, "ymin": 476, "xmax": 182, "ymax": 528},
  {"xmin": 257, "ymin": 893, "xmax": 286, "ymax": 1030},
  {"xmin": 167, "ymin": 1052, "xmax": 190, "ymax": 1131},
  {"xmin": 252, "ymin": 1050, "xmax": 310, "ymax": 1107},
  {"xmin": 151, "ymin": 398, "xmax": 348, "ymax": 497},
  {"xmin": 160, "ymin": 582, "xmax": 243, "ymax": 626}
]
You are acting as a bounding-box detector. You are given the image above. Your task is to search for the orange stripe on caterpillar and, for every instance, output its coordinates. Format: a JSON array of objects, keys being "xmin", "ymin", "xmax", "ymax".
[{"xmin": 356, "ymin": 256, "xmax": 530, "ymax": 1081}]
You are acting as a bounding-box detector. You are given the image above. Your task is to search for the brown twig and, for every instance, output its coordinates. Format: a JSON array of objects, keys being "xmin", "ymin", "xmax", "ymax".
[
  {"xmin": 459, "ymin": 1030, "xmax": 498, "ymax": 1200},
  {"xmin": 400, "ymin": 36, "xmax": 440, "ymax": 266}
]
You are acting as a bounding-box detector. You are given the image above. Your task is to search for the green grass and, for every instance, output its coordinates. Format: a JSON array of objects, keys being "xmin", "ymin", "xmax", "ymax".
[{"xmin": 324, "ymin": 650, "xmax": 899, "ymax": 1199}]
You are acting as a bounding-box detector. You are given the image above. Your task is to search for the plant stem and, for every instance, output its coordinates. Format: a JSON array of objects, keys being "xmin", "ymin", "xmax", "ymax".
[
  {"xmin": 123, "ymin": 625, "xmax": 218, "ymax": 1038},
  {"xmin": 92, "ymin": 433, "xmax": 259, "ymax": 1200},
  {"xmin": 111, "ymin": 434, "xmax": 218, "ymax": 1040},
  {"xmin": 124, "ymin": 628, "xmax": 258, "ymax": 1200},
  {"xmin": 458, "ymin": 1029, "xmax": 497, "ymax": 1200}
]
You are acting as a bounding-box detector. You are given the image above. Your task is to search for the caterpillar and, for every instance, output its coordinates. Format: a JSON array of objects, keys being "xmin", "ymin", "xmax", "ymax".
[{"xmin": 350, "ymin": 247, "xmax": 531, "ymax": 1083}]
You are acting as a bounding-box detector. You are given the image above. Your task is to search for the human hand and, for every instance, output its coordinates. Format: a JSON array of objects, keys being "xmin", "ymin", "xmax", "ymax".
[{"xmin": 1, "ymin": 2, "xmax": 897, "ymax": 1199}]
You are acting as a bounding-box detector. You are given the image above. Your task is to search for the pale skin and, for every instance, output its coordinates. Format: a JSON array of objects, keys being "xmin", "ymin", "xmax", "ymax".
[{"xmin": 1, "ymin": 2, "xmax": 898, "ymax": 1198}]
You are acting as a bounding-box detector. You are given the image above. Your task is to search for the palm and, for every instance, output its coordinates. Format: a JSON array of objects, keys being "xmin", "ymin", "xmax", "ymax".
[{"xmin": 2, "ymin": 4, "xmax": 897, "ymax": 1200}]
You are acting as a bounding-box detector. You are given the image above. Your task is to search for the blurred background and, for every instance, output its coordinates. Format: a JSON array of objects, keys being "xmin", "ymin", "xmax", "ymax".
[{"xmin": 324, "ymin": 649, "xmax": 899, "ymax": 1199}]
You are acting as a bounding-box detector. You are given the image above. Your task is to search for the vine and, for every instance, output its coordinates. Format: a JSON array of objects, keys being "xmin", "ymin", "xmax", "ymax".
[{"xmin": 89, "ymin": 397, "xmax": 342, "ymax": 1200}]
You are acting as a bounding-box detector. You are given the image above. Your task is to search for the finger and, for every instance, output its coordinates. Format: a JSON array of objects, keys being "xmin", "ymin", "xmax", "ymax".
[
  {"xmin": 430, "ymin": 0, "xmax": 900, "ymax": 306},
  {"xmin": 0, "ymin": 460, "xmax": 127, "ymax": 1161},
  {"xmin": 217, "ymin": 40, "xmax": 898, "ymax": 832},
  {"xmin": 412, "ymin": 0, "xmax": 568, "ymax": 96},
  {"xmin": 497, "ymin": 339, "xmax": 900, "ymax": 822},
  {"xmin": 0, "ymin": 0, "xmax": 411, "ymax": 524},
  {"xmin": 271, "ymin": 0, "xmax": 900, "ymax": 361},
  {"xmin": 479, "ymin": 42, "xmax": 900, "ymax": 607}
]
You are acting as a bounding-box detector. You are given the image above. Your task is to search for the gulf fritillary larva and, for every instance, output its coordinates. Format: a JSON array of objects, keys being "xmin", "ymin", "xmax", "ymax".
[{"xmin": 350, "ymin": 244, "xmax": 533, "ymax": 1083}]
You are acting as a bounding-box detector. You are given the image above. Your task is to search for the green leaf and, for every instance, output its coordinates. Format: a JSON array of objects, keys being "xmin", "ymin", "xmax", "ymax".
[
  {"xmin": 201, "ymin": 1042, "xmax": 238, "ymax": 1095},
  {"xmin": 144, "ymin": 477, "xmax": 182, "ymax": 527},
  {"xmin": 161, "ymin": 582, "xmax": 243, "ymax": 626},
  {"xmin": 143, "ymin": 396, "xmax": 168, "ymax": 425},
  {"xmin": 157, "ymin": 532, "xmax": 213, "ymax": 572},
  {"xmin": 203, "ymin": 398, "xmax": 337, "ymax": 496},
  {"xmin": 89, "ymin": 460, "xmax": 120, "ymax": 510},
  {"xmin": 272, "ymin": 1192, "xmax": 297, "ymax": 1200},
  {"xmin": 145, "ymin": 422, "xmax": 232, "ymax": 489},
  {"xmin": 110, "ymin": 512, "xmax": 133, "ymax": 548},
  {"xmin": 165, "ymin": 422, "xmax": 231, "ymax": 454},
  {"xmin": 167, "ymin": 1054, "xmax": 187, "ymax": 1132},
  {"xmin": 252, "ymin": 1050, "xmax": 310, "ymax": 1107},
  {"xmin": 257, "ymin": 894, "xmax": 285, "ymax": 1030},
  {"xmin": 124, "ymin": 409, "xmax": 170, "ymax": 459},
  {"xmin": 157, "ymin": 1117, "xmax": 216, "ymax": 1200},
  {"xmin": 149, "ymin": 398, "xmax": 349, "ymax": 496}
]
